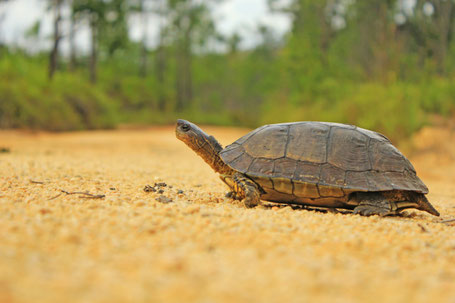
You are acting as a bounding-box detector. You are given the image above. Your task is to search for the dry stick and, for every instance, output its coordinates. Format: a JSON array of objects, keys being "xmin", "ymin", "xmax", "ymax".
[
  {"xmin": 60, "ymin": 190, "xmax": 105, "ymax": 199},
  {"xmin": 417, "ymin": 223, "xmax": 429, "ymax": 233},
  {"xmin": 48, "ymin": 193, "xmax": 63, "ymax": 200},
  {"xmin": 440, "ymin": 218, "xmax": 455, "ymax": 224},
  {"xmin": 30, "ymin": 180, "xmax": 45, "ymax": 184},
  {"xmin": 48, "ymin": 190, "xmax": 105, "ymax": 200}
]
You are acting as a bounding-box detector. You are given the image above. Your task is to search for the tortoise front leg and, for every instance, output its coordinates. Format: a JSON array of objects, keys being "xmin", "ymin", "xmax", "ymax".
[
  {"xmin": 219, "ymin": 175, "xmax": 240, "ymax": 200},
  {"xmin": 225, "ymin": 191, "xmax": 241, "ymax": 200},
  {"xmin": 221, "ymin": 173, "xmax": 261, "ymax": 208}
]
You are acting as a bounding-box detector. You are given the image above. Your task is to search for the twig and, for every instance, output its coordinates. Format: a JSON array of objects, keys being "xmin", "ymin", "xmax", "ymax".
[
  {"xmin": 30, "ymin": 180, "xmax": 45, "ymax": 184},
  {"xmin": 440, "ymin": 218, "xmax": 455, "ymax": 224},
  {"xmin": 60, "ymin": 190, "xmax": 105, "ymax": 199},
  {"xmin": 417, "ymin": 223, "xmax": 429, "ymax": 233},
  {"xmin": 48, "ymin": 193, "xmax": 63, "ymax": 200},
  {"xmin": 48, "ymin": 190, "xmax": 105, "ymax": 200}
]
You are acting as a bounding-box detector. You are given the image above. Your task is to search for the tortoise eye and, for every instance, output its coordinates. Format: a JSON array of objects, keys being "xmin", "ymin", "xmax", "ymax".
[{"xmin": 181, "ymin": 124, "xmax": 191, "ymax": 132}]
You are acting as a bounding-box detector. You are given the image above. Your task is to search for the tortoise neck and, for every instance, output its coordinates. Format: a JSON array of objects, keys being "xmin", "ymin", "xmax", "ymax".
[{"xmin": 194, "ymin": 133, "xmax": 234, "ymax": 175}]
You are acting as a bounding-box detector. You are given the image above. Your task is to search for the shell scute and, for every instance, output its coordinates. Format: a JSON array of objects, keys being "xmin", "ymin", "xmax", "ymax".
[
  {"xmin": 318, "ymin": 184, "xmax": 344, "ymax": 197},
  {"xmin": 293, "ymin": 162, "xmax": 320, "ymax": 183},
  {"xmin": 327, "ymin": 128, "xmax": 370, "ymax": 171},
  {"xmin": 228, "ymin": 152, "xmax": 254, "ymax": 173},
  {"xmin": 220, "ymin": 143, "xmax": 243, "ymax": 163},
  {"xmin": 242, "ymin": 125, "xmax": 287, "ymax": 159},
  {"xmin": 293, "ymin": 182, "xmax": 320, "ymax": 198},
  {"xmin": 273, "ymin": 158, "xmax": 297, "ymax": 179},
  {"xmin": 369, "ymin": 140, "xmax": 414, "ymax": 172},
  {"xmin": 366, "ymin": 170, "xmax": 393, "ymax": 191},
  {"xmin": 286, "ymin": 122, "xmax": 329, "ymax": 163},
  {"xmin": 345, "ymin": 171, "xmax": 369, "ymax": 191},
  {"xmin": 320, "ymin": 164, "xmax": 346, "ymax": 187},
  {"xmin": 248, "ymin": 158, "xmax": 275, "ymax": 177}
]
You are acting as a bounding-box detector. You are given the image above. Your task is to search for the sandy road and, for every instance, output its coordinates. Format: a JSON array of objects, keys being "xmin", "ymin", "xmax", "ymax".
[{"xmin": 0, "ymin": 125, "xmax": 455, "ymax": 303}]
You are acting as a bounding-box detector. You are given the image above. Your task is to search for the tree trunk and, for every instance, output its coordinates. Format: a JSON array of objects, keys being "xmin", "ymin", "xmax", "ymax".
[
  {"xmin": 139, "ymin": 0, "xmax": 148, "ymax": 77},
  {"xmin": 49, "ymin": 0, "xmax": 62, "ymax": 80},
  {"xmin": 432, "ymin": 0, "xmax": 454, "ymax": 75},
  {"xmin": 154, "ymin": 0, "xmax": 167, "ymax": 111},
  {"xmin": 69, "ymin": 3, "xmax": 77, "ymax": 71},
  {"xmin": 89, "ymin": 15, "xmax": 97, "ymax": 84},
  {"xmin": 140, "ymin": 42, "xmax": 148, "ymax": 78},
  {"xmin": 175, "ymin": 26, "xmax": 192, "ymax": 112},
  {"xmin": 155, "ymin": 44, "xmax": 166, "ymax": 111}
]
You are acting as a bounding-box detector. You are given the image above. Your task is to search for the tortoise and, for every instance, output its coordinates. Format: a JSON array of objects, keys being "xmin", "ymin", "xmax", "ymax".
[{"xmin": 175, "ymin": 119, "xmax": 439, "ymax": 216}]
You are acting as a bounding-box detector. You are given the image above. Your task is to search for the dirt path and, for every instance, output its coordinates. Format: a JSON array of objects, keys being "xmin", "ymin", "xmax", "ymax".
[{"xmin": 1, "ymin": 126, "xmax": 454, "ymax": 303}]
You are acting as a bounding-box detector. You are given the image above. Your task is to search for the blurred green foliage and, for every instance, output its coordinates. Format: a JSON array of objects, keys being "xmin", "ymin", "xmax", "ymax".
[{"xmin": 1, "ymin": 0, "xmax": 455, "ymax": 142}]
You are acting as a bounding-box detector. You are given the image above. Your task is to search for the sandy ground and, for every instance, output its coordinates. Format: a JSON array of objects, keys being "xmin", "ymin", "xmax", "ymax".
[{"xmin": 1, "ymin": 124, "xmax": 455, "ymax": 303}]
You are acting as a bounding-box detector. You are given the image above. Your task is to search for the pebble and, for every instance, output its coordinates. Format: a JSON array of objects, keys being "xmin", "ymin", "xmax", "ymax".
[
  {"xmin": 155, "ymin": 195, "xmax": 173, "ymax": 204},
  {"xmin": 143, "ymin": 185, "xmax": 156, "ymax": 192},
  {"xmin": 144, "ymin": 182, "xmax": 169, "ymax": 194}
]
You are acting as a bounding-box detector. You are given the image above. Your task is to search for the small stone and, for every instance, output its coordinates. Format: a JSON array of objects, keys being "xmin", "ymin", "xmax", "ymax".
[
  {"xmin": 144, "ymin": 185, "xmax": 156, "ymax": 192},
  {"xmin": 110, "ymin": 187, "xmax": 116, "ymax": 190},
  {"xmin": 156, "ymin": 195, "xmax": 173, "ymax": 204},
  {"xmin": 0, "ymin": 147, "xmax": 10, "ymax": 153},
  {"xmin": 155, "ymin": 182, "xmax": 167, "ymax": 187},
  {"xmin": 157, "ymin": 189, "xmax": 164, "ymax": 194},
  {"xmin": 177, "ymin": 189, "xmax": 184, "ymax": 194}
]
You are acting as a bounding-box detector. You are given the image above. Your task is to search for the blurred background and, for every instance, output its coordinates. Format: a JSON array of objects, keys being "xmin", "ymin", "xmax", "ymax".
[{"xmin": 0, "ymin": 0, "xmax": 454, "ymax": 141}]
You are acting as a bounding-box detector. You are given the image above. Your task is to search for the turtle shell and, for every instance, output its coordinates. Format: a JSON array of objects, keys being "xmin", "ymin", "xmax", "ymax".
[{"xmin": 219, "ymin": 122, "xmax": 428, "ymax": 200}]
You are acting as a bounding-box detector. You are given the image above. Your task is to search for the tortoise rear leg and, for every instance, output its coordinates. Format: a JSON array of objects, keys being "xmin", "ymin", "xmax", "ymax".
[
  {"xmin": 351, "ymin": 192, "xmax": 400, "ymax": 216},
  {"xmin": 222, "ymin": 173, "xmax": 261, "ymax": 208}
]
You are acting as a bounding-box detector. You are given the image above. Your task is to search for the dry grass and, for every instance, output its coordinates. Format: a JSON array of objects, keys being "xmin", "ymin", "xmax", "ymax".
[{"xmin": 1, "ymin": 125, "xmax": 455, "ymax": 303}]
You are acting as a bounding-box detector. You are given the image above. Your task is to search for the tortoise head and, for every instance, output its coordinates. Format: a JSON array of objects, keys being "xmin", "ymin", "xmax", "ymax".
[
  {"xmin": 176, "ymin": 119, "xmax": 233, "ymax": 175},
  {"xmin": 175, "ymin": 119, "xmax": 209, "ymax": 151}
]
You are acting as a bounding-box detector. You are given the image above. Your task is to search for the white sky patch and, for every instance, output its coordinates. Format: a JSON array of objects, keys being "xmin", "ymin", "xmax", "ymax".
[
  {"xmin": 213, "ymin": 0, "xmax": 291, "ymax": 49},
  {"xmin": 401, "ymin": 0, "xmax": 416, "ymax": 15},
  {"xmin": 0, "ymin": 0, "xmax": 291, "ymax": 54},
  {"xmin": 0, "ymin": 0, "xmax": 49, "ymax": 48}
]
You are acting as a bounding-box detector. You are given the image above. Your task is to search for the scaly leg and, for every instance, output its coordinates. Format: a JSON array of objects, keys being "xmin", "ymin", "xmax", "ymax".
[
  {"xmin": 351, "ymin": 192, "xmax": 399, "ymax": 216},
  {"xmin": 219, "ymin": 175, "xmax": 240, "ymax": 200},
  {"xmin": 221, "ymin": 173, "xmax": 261, "ymax": 208},
  {"xmin": 225, "ymin": 191, "xmax": 241, "ymax": 200}
]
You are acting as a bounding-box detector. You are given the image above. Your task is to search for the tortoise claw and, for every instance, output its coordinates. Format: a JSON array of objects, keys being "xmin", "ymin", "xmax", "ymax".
[{"xmin": 225, "ymin": 191, "xmax": 241, "ymax": 200}]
